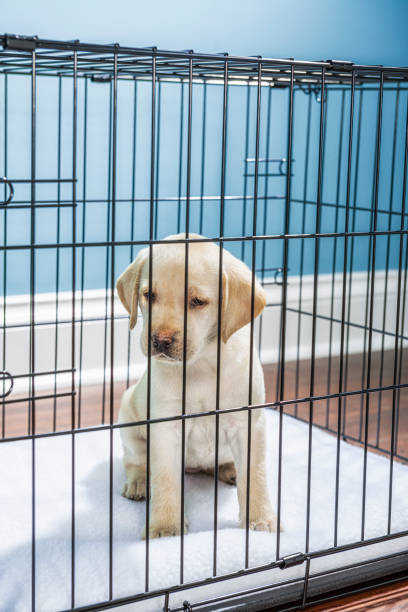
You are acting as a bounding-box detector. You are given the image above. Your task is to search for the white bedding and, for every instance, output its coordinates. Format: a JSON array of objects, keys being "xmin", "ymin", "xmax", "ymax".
[{"xmin": 1, "ymin": 410, "xmax": 408, "ymax": 612}]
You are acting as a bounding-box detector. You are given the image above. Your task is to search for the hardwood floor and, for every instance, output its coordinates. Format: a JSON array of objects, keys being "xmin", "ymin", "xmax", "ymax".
[
  {"xmin": 3, "ymin": 349, "xmax": 407, "ymax": 465},
  {"xmin": 307, "ymin": 579, "xmax": 408, "ymax": 611}
]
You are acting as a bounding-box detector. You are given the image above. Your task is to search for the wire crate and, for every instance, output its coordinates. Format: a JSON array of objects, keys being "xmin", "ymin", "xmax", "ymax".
[{"xmin": 0, "ymin": 34, "xmax": 408, "ymax": 612}]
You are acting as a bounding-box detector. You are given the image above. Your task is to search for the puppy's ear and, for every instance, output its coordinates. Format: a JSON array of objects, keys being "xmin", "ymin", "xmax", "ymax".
[
  {"xmin": 116, "ymin": 248, "xmax": 148, "ymax": 329},
  {"xmin": 221, "ymin": 254, "xmax": 266, "ymax": 343}
]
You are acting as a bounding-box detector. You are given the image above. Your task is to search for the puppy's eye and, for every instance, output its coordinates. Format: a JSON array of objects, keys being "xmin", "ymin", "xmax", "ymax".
[
  {"xmin": 190, "ymin": 296, "xmax": 207, "ymax": 308},
  {"xmin": 143, "ymin": 290, "xmax": 156, "ymax": 302}
]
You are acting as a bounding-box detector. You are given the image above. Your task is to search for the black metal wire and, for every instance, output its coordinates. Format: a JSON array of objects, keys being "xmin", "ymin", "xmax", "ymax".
[
  {"xmin": 305, "ymin": 66, "xmax": 325, "ymax": 554},
  {"xmin": 52, "ymin": 76, "xmax": 63, "ymax": 432},
  {"xmin": 101, "ymin": 81, "xmax": 113, "ymax": 427},
  {"xmin": 70, "ymin": 48, "xmax": 78, "ymax": 610},
  {"xmin": 276, "ymin": 64, "xmax": 294, "ymax": 559},
  {"xmin": 198, "ymin": 82, "xmax": 207, "ymax": 234},
  {"xmin": 180, "ymin": 54, "xmax": 193, "ymax": 585},
  {"xmin": 145, "ymin": 51, "xmax": 157, "ymax": 593},
  {"xmin": 361, "ymin": 71, "xmax": 384, "ymax": 542},
  {"xmin": 108, "ymin": 50, "xmax": 118, "ymax": 601},
  {"xmin": 387, "ymin": 95, "xmax": 408, "ymax": 534},
  {"xmin": 325, "ymin": 89, "xmax": 345, "ymax": 427},
  {"xmin": 1, "ymin": 39, "xmax": 408, "ymax": 612},
  {"xmin": 294, "ymin": 90, "xmax": 312, "ymax": 419},
  {"xmin": 334, "ymin": 70, "xmax": 355, "ymax": 548},
  {"xmin": 77, "ymin": 77, "xmax": 89, "ymax": 429},
  {"xmin": 244, "ymin": 59, "xmax": 262, "ymax": 569},
  {"xmin": 376, "ymin": 85, "xmax": 400, "ymax": 446},
  {"xmin": 1, "ymin": 72, "xmax": 7, "ymax": 437},
  {"xmin": 213, "ymin": 56, "xmax": 228, "ymax": 578}
]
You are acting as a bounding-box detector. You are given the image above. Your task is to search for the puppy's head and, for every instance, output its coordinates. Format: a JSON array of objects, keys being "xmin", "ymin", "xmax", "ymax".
[{"xmin": 116, "ymin": 234, "xmax": 266, "ymax": 363}]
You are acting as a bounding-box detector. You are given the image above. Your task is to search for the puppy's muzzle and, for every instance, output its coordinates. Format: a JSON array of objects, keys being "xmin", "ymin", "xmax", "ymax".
[{"xmin": 151, "ymin": 332, "xmax": 175, "ymax": 357}]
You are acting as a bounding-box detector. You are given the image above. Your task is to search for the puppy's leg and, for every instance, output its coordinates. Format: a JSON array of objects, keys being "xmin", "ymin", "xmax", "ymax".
[
  {"xmin": 143, "ymin": 422, "xmax": 187, "ymax": 539},
  {"xmin": 119, "ymin": 384, "xmax": 147, "ymax": 501},
  {"xmin": 230, "ymin": 410, "xmax": 278, "ymax": 532},
  {"xmin": 122, "ymin": 444, "xmax": 146, "ymax": 501}
]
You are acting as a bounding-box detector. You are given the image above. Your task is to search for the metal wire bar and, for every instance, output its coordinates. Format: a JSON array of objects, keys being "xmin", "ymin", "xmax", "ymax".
[
  {"xmin": 395, "ymin": 237, "xmax": 408, "ymax": 455},
  {"xmin": 180, "ymin": 54, "xmax": 193, "ymax": 585},
  {"xmin": 294, "ymin": 91, "xmax": 312, "ymax": 418},
  {"xmin": 108, "ymin": 50, "xmax": 118, "ymax": 602},
  {"xmin": 30, "ymin": 47, "xmax": 37, "ymax": 612},
  {"xmin": 3, "ymin": 227, "xmax": 408, "ymax": 252},
  {"xmin": 240, "ymin": 82, "xmax": 251, "ymax": 262},
  {"xmin": 257, "ymin": 84, "xmax": 273, "ymax": 358},
  {"xmin": 177, "ymin": 78, "xmax": 185, "ymax": 233},
  {"xmin": 342, "ymin": 88, "xmax": 363, "ymax": 436},
  {"xmin": 245, "ymin": 59, "xmax": 262, "ymax": 569},
  {"xmin": 305, "ymin": 67, "xmax": 325, "ymax": 554},
  {"xmin": 8, "ymin": 193, "xmax": 408, "ymax": 220},
  {"xmin": 70, "ymin": 49, "xmax": 78, "ymax": 609},
  {"xmin": 357, "ymin": 96, "xmax": 380, "ymax": 444},
  {"xmin": 198, "ymin": 82, "xmax": 207, "ymax": 234},
  {"xmin": 145, "ymin": 52, "xmax": 157, "ymax": 592},
  {"xmin": 77, "ymin": 77, "xmax": 89, "ymax": 429},
  {"xmin": 52, "ymin": 76, "xmax": 63, "ymax": 432},
  {"xmin": 213, "ymin": 57, "xmax": 228, "ymax": 578},
  {"xmin": 334, "ymin": 71, "xmax": 355, "ymax": 548},
  {"xmin": 276, "ymin": 64, "xmax": 294, "ymax": 558},
  {"xmin": 101, "ymin": 81, "xmax": 113, "ymax": 426},
  {"xmin": 361, "ymin": 70, "xmax": 384, "ymax": 541},
  {"xmin": 387, "ymin": 95, "xmax": 408, "ymax": 533},
  {"xmin": 325, "ymin": 90, "xmax": 345, "ymax": 427},
  {"xmin": 126, "ymin": 79, "xmax": 138, "ymax": 389},
  {"xmin": 1, "ymin": 73, "xmax": 7, "ymax": 437},
  {"xmin": 376, "ymin": 86, "xmax": 400, "ymax": 445},
  {"xmin": 153, "ymin": 80, "xmax": 161, "ymax": 240}
]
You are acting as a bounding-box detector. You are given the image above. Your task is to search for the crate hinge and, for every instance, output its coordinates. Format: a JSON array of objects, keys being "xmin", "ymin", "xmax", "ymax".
[
  {"xmin": 326, "ymin": 59, "xmax": 354, "ymax": 71},
  {"xmin": 91, "ymin": 74, "xmax": 112, "ymax": 83},
  {"xmin": 3, "ymin": 34, "xmax": 39, "ymax": 51}
]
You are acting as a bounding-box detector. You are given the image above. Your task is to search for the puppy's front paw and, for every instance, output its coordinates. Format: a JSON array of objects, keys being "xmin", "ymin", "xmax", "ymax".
[
  {"xmin": 243, "ymin": 513, "xmax": 282, "ymax": 533},
  {"xmin": 141, "ymin": 519, "xmax": 188, "ymax": 539},
  {"xmin": 121, "ymin": 478, "xmax": 146, "ymax": 501},
  {"xmin": 218, "ymin": 462, "xmax": 237, "ymax": 485}
]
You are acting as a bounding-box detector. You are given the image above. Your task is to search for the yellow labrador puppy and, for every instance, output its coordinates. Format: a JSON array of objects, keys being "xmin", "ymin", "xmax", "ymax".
[{"xmin": 116, "ymin": 233, "xmax": 277, "ymax": 538}]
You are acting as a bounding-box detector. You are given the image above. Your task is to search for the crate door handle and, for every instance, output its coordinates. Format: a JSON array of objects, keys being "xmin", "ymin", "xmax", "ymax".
[
  {"xmin": 0, "ymin": 178, "xmax": 14, "ymax": 206},
  {"xmin": 0, "ymin": 371, "xmax": 14, "ymax": 398}
]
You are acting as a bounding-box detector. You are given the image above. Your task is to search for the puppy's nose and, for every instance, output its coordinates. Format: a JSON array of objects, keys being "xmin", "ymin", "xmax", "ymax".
[{"xmin": 152, "ymin": 333, "xmax": 174, "ymax": 354}]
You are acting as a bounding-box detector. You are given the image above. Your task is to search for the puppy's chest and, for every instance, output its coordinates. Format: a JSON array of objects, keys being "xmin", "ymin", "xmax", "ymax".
[
  {"xmin": 183, "ymin": 373, "xmax": 236, "ymax": 470},
  {"xmin": 185, "ymin": 416, "xmax": 232, "ymax": 470},
  {"xmin": 184, "ymin": 367, "xmax": 249, "ymax": 414}
]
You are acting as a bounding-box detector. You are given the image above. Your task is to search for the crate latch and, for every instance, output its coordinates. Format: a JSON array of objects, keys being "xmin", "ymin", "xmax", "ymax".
[{"xmin": 278, "ymin": 552, "xmax": 306, "ymax": 569}]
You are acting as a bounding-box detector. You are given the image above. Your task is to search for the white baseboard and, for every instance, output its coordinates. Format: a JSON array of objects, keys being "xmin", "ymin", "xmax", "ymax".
[{"xmin": 1, "ymin": 270, "xmax": 406, "ymax": 395}]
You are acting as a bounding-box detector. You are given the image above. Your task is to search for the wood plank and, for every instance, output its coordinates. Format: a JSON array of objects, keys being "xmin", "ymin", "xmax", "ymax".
[
  {"xmin": 2, "ymin": 351, "xmax": 407, "ymax": 465},
  {"xmin": 307, "ymin": 579, "xmax": 408, "ymax": 611}
]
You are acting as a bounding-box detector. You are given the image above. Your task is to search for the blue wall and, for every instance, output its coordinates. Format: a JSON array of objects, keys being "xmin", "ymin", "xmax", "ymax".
[
  {"xmin": 3, "ymin": 0, "xmax": 408, "ymax": 66},
  {"xmin": 1, "ymin": 1, "xmax": 408, "ymax": 295}
]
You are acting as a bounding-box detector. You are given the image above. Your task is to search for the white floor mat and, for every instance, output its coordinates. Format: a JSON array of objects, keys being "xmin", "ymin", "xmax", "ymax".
[{"xmin": 1, "ymin": 410, "xmax": 408, "ymax": 611}]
